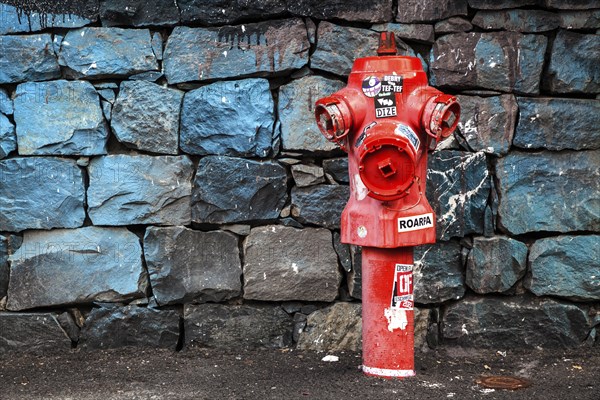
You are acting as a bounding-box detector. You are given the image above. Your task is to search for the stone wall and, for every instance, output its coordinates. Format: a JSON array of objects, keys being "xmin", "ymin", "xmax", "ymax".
[{"xmin": 0, "ymin": 0, "xmax": 598, "ymax": 354}]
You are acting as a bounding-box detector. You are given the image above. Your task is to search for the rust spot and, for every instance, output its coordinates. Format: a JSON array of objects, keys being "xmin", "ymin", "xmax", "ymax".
[{"xmin": 476, "ymin": 375, "xmax": 531, "ymax": 390}]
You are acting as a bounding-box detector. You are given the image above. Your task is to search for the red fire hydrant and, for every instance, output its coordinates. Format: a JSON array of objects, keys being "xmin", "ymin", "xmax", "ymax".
[{"xmin": 314, "ymin": 32, "xmax": 460, "ymax": 378}]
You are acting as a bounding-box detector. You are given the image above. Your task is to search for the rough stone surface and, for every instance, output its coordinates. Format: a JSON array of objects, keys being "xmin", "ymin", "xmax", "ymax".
[
  {"xmin": 0, "ymin": 157, "xmax": 85, "ymax": 232},
  {"xmin": 427, "ymin": 151, "xmax": 490, "ymax": 240},
  {"xmin": 348, "ymin": 246, "xmax": 362, "ymax": 299},
  {"xmin": 288, "ymin": 0, "xmax": 392, "ymax": 23},
  {"xmin": 372, "ymin": 23, "xmax": 435, "ymax": 43},
  {"xmin": 0, "ymin": 114, "xmax": 16, "ymax": 159},
  {"xmin": 88, "ymin": 155, "xmax": 193, "ymax": 226},
  {"xmin": 443, "ymin": 296, "xmax": 590, "ymax": 348},
  {"xmin": 525, "ymin": 235, "xmax": 600, "ymax": 302},
  {"xmin": 544, "ymin": 0, "xmax": 599, "ymax": 10},
  {"xmin": 14, "ymin": 80, "xmax": 108, "ymax": 155},
  {"xmin": 184, "ymin": 303, "xmax": 293, "ymax": 349},
  {"xmin": 243, "ymin": 225, "xmax": 341, "ymax": 302},
  {"xmin": 163, "ymin": 19, "xmax": 309, "ymax": 84},
  {"xmin": 0, "ymin": 3, "xmax": 93, "ymax": 34},
  {"xmin": 0, "ymin": 34, "xmax": 61, "ymax": 84},
  {"xmin": 496, "ymin": 151, "xmax": 600, "ymax": 235},
  {"xmin": 111, "ymin": 81, "xmax": 182, "ymax": 155},
  {"xmin": 434, "ymin": 17, "xmax": 473, "ymax": 34},
  {"xmin": 291, "ymin": 185, "xmax": 350, "ymax": 229},
  {"xmin": 468, "ymin": 0, "xmax": 537, "ymax": 8},
  {"xmin": 456, "ymin": 95, "xmax": 518, "ymax": 156},
  {"xmin": 297, "ymin": 303, "xmax": 362, "ymax": 352},
  {"xmin": 466, "ymin": 236, "xmax": 528, "ymax": 294},
  {"xmin": 544, "ymin": 30, "xmax": 600, "ymax": 94},
  {"xmin": 192, "ymin": 156, "xmax": 287, "ymax": 224},
  {"xmin": 180, "ymin": 79, "xmax": 274, "ymax": 157},
  {"xmin": 79, "ymin": 306, "xmax": 180, "ymax": 349},
  {"xmin": 59, "ymin": 27, "xmax": 158, "ymax": 79},
  {"xmin": 0, "ymin": 235, "xmax": 11, "ymax": 299},
  {"xmin": 397, "ymin": 0, "xmax": 467, "ymax": 23},
  {"xmin": 99, "ymin": 0, "xmax": 180, "ymax": 27},
  {"xmin": 514, "ymin": 97, "xmax": 600, "ymax": 151},
  {"xmin": 559, "ymin": 10, "xmax": 600, "ymax": 29},
  {"xmin": 178, "ymin": 0, "xmax": 287, "ymax": 25},
  {"xmin": 291, "ymin": 164, "xmax": 325, "ymax": 187},
  {"xmin": 323, "ymin": 158, "xmax": 349, "ymax": 184},
  {"xmin": 0, "ymin": 89, "xmax": 12, "ymax": 115},
  {"xmin": 473, "ymin": 10, "xmax": 560, "ymax": 32},
  {"xmin": 6, "ymin": 227, "xmax": 146, "ymax": 311},
  {"xmin": 0, "ymin": 313, "xmax": 73, "ymax": 353},
  {"xmin": 278, "ymin": 75, "xmax": 343, "ymax": 152},
  {"xmin": 414, "ymin": 240, "xmax": 465, "ymax": 304},
  {"xmin": 143, "ymin": 227, "xmax": 241, "ymax": 306},
  {"xmin": 430, "ymin": 32, "xmax": 547, "ymax": 95}
]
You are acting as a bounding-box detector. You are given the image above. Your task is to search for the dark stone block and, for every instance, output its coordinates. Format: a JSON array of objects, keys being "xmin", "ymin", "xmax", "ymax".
[
  {"xmin": 0, "ymin": 34, "xmax": 61, "ymax": 84},
  {"xmin": 192, "ymin": 156, "xmax": 287, "ymax": 224},
  {"xmin": 525, "ymin": 235, "xmax": 600, "ymax": 302},
  {"xmin": 414, "ymin": 240, "xmax": 465, "ymax": 304},
  {"xmin": 0, "ymin": 3, "xmax": 94, "ymax": 34},
  {"xmin": 179, "ymin": 0, "xmax": 287, "ymax": 25},
  {"xmin": 144, "ymin": 227, "xmax": 241, "ymax": 306},
  {"xmin": 0, "ymin": 157, "xmax": 85, "ymax": 232},
  {"xmin": 348, "ymin": 245, "xmax": 362, "ymax": 299},
  {"xmin": 291, "ymin": 185, "xmax": 350, "ymax": 229},
  {"xmin": 443, "ymin": 296, "xmax": 590, "ymax": 348},
  {"xmin": 371, "ymin": 22, "xmax": 434, "ymax": 43},
  {"xmin": 79, "ymin": 306, "xmax": 179, "ymax": 349},
  {"xmin": 296, "ymin": 303, "xmax": 362, "ymax": 352},
  {"xmin": 434, "ymin": 17, "xmax": 473, "ymax": 34},
  {"xmin": 559, "ymin": 10, "xmax": 600, "ymax": 30},
  {"xmin": 468, "ymin": 0, "xmax": 537, "ymax": 8},
  {"xmin": 180, "ymin": 78, "xmax": 274, "ymax": 158},
  {"xmin": 291, "ymin": 164, "xmax": 325, "ymax": 187},
  {"xmin": 99, "ymin": 0, "xmax": 180, "ymax": 27},
  {"xmin": 514, "ymin": 97, "xmax": 600, "ymax": 151},
  {"xmin": 184, "ymin": 303, "xmax": 293, "ymax": 349},
  {"xmin": 323, "ymin": 158, "xmax": 349, "ymax": 184},
  {"xmin": 0, "ymin": 313, "xmax": 72, "ymax": 354},
  {"xmin": 243, "ymin": 225, "xmax": 341, "ymax": 302},
  {"xmin": 473, "ymin": 10, "xmax": 560, "ymax": 32},
  {"xmin": 0, "ymin": 235, "xmax": 11, "ymax": 299},
  {"xmin": 397, "ymin": 0, "xmax": 467, "ymax": 23},
  {"xmin": 6, "ymin": 227, "xmax": 146, "ymax": 311},
  {"xmin": 543, "ymin": 0, "xmax": 598, "ymax": 9},
  {"xmin": 495, "ymin": 151, "xmax": 600, "ymax": 235}
]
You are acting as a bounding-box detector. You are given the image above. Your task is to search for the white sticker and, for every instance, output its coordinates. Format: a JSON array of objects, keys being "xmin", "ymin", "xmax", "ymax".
[
  {"xmin": 397, "ymin": 213, "xmax": 434, "ymax": 232},
  {"xmin": 395, "ymin": 124, "xmax": 420, "ymax": 151}
]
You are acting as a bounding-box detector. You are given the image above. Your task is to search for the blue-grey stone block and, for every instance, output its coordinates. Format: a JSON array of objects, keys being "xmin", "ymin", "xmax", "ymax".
[
  {"xmin": 151, "ymin": 32, "xmax": 163, "ymax": 60},
  {"xmin": 180, "ymin": 78, "xmax": 274, "ymax": 157},
  {"xmin": 88, "ymin": 155, "xmax": 194, "ymax": 226},
  {"xmin": 0, "ymin": 34, "xmax": 61, "ymax": 84},
  {"xmin": 97, "ymin": 89, "xmax": 115, "ymax": 103},
  {"xmin": 496, "ymin": 151, "xmax": 600, "ymax": 235},
  {"xmin": 278, "ymin": 75, "xmax": 343, "ymax": 152},
  {"xmin": 0, "ymin": 157, "xmax": 85, "ymax": 232},
  {"xmin": 0, "ymin": 313, "xmax": 73, "ymax": 354},
  {"xmin": 0, "ymin": 3, "xmax": 94, "ymax": 34},
  {"xmin": 434, "ymin": 17, "xmax": 473, "ymax": 34},
  {"xmin": 59, "ymin": 27, "xmax": 158, "ymax": 79},
  {"xmin": 397, "ymin": 0, "xmax": 467, "ymax": 23},
  {"xmin": 163, "ymin": 19, "xmax": 309, "ymax": 84},
  {"xmin": 372, "ymin": 22, "xmax": 435, "ymax": 43},
  {"xmin": 414, "ymin": 240, "xmax": 465, "ymax": 303},
  {"xmin": 473, "ymin": 9, "xmax": 560, "ymax": 32},
  {"xmin": 545, "ymin": 30, "xmax": 600, "ymax": 94},
  {"xmin": 323, "ymin": 158, "xmax": 349, "ymax": 184},
  {"xmin": 430, "ymin": 32, "xmax": 547, "ymax": 95},
  {"xmin": 526, "ymin": 235, "xmax": 600, "ymax": 302},
  {"xmin": 559, "ymin": 10, "xmax": 600, "ymax": 30},
  {"xmin": 192, "ymin": 156, "xmax": 288, "ymax": 224},
  {"xmin": 6, "ymin": 227, "xmax": 147, "ymax": 311},
  {"xmin": 14, "ymin": 80, "xmax": 109, "ymax": 155},
  {"xmin": 0, "ymin": 89, "xmax": 13, "ymax": 115},
  {"xmin": 111, "ymin": 81, "xmax": 183, "ymax": 155},
  {"xmin": 99, "ymin": 0, "xmax": 180, "ymax": 27},
  {"xmin": 514, "ymin": 97, "xmax": 600, "ymax": 150},
  {"xmin": 290, "ymin": 185, "xmax": 350, "ymax": 229},
  {"xmin": 0, "ymin": 114, "xmax": 16, "ymax": 159},
  {"xmin": 427, "ymin": 151, "xmax": 491, "ymax": 240}
]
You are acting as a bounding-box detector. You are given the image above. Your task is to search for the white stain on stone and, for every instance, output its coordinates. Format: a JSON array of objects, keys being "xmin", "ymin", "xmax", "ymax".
[{"xmin": 291, "ymin": 263, "xmax": 299, "ymax": 274}]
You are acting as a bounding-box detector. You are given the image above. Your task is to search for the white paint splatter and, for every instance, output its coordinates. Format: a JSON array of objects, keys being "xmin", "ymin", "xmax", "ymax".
[
  {"xmin": 291, "ymin": 263, "xmax": 299, "ymax": 274},
  {"xmin": 353, "ymin": 174, "xmax": 368, "ymax": 201},
  {"xmin": 384, "ymin": 307, "xmax": 408, "ymax": 331}
]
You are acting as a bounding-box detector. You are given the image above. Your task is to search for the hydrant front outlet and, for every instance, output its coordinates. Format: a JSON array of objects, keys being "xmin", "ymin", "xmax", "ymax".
[{"xmin": 314, "ymin": 32, "xmax": 460, "ymax": 379}]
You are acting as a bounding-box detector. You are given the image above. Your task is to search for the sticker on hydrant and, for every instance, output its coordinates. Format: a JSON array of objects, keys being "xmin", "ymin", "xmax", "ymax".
[
  {"xmin": 362, "ymin": 76, "xmax": 381, "ymax": 97},
  {"xmin": 384, "ymin": 264, "xmax": 413, "ymax": 331}
]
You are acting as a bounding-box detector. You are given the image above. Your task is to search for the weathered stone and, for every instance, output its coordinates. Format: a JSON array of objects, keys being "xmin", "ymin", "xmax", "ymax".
[
  {"xmin": 289, "ymin": 0, "xmax": 392, "ymax": 23},
  {"xmin": 397, "ymin": 0, "xmax": 467, "ymax": 23},
  {"xmin": 192, "ymin": 156, "xmax": 287, "ymax": 224},
  {"xmin": 221, "ymin": 224, "xmax": 251, "ymax": 236},
  {"xmin": 322, "ymin": 158, "xmax": 349, "ymax": 184},
  {"xmin": 297, "ymin": 303, "xmax": 362, "ymax": 352},
  {"xmin": 427, "ymin": 151, "xmax": 490, "ymax": 240},
  {"xmin": 544, "ymin": 0, "xmax": 598, "ymax": 9},
  {"xmin": 434, "ymin": 17, "xmax": 473, "ymax": 34},
  {"xmin": 0, "ymin": 313, "xmax": 73, "ymax": 353},
  {"xmin": 0, "ymin": 157, "xmax": 85, "ymax": 232},
  {"xmin": 111, "ymin": 81, "xmax": 182, "ymax": 155},
  {"xmin": 0, "ymin": 89, "xmax": 13, "ymax": 115},
  {"xmin": 88, "ymin": 155, "xmax": 193, "ymax": 226},
  {"xmin": 243, "ymin": 225, "xmax": 341, "ymax": 302},
  {"xmin": 97, "ymin": 88, "xmax": 115, "ymax": 103},
  {"xmin": 514, "ymin": 97, "xmax": 600, "ymax": 151},
  {"xmin": 372, "ymin": 22, "xmax": 435, "ymax": 43},
  {"xmin": 430, "ymin": 32, "xmax": 547, "ymax": 95},
  {"xmin": 6, "ymin": 227, "xmax": 146, "ymax": 311},
  {"xmin": 468, "ymin": 0, "xmax": 537, "ymax": 8},
  {"xmin": 544, "ymin": 31, "xmax": 600, "ymax": 94},
  {"xmin": 0, "ymin": 3, "xmax": 93, "ymax": 34},
  {"xmin": 163, "ymin": 19, "xmax": 309, "ymax": 84},
  {"xmin": 559, "ymin": 10, "xmax": 600, "ymax": 29},
  {"xmin": 180, "ymin": 79, "xmax": 274, "ymax": 157},
  {"xmin": 291, "ymin": 185, "xmax": 350, "ymax": 229},
  {"xmin": 14, "ymin": 80, "xmax": 108, "ymax": 155},
  {"xmin": 333, "ymin": 232, "xmax": 351, "ymax": 272},
  {"xmin": 0, "ymin": 114, "xmax": 15, "ymax": 159},
  {"xmin": 525, "ymin": 235, "xmax": 600, "ymax": 302},
  {"xmin": 466, "ymin": 236, "xmax": 528, "ymax": 294},
  {"xmin": 0, "ymin": 34, "xmax": 60, "ymax": 84},
  {"xmin": 79, "ymin": 305, "xmax": 179, "ymax": 349},
  {"xmin": 278, "ymin": 75, "xmax": 343, "ymax": 152},
  {"xmin": 184, "ymin": 303, "xmax": 293, "ymax": 349},
  {"xmin": 473, "ymin": 10, "xmax": 560, "ymax": 32},
  {"xmin": 456, "ymin": 95, "xmax": 517, "ymax": 156},
  {"xmin": 178, "ymin": 0, "xmax": 287, "ymax": 25},
  {"xmin": 59, "ymin": 27, "xmax": 158, "ymax": 79},
  {"xmin": 414, "ymin": 240, "xmax": 465, "ymax": 304},
  {"xmin": 496, "ymin": 151, "xmax": 600, "ymax": 235},
  {"xmin": 348, "ymin": 245, "xmax": 362, "ymax": 299},
  {"xmin": 129, "ymin": 71, "xmax": 163, "ymax": 82},
  {"xmin": 99, "ymin": 0, "xmax": 180, "ymax": 27},
  {"xmin": 143, "ymin": 227, "xmax": 241, "ymax": 306},
  {"xmin": 291, "ymin": 164, "xmax": 325, "ymax": 187},
  {"xmin": 443, "ymin": 296, "xmax": 590, "ymax": 348},
  {"xmin": 0, "ymin": 235, "xmax": 11, "ymax": 299},
  {"xmin": 151, "ymin": 32, "xmax": 163, "ymax": 60}
]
